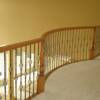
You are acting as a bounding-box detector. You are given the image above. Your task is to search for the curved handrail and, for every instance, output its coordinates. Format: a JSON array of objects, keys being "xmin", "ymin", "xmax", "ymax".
[
  {"xmin": 1, "ymin": 26, "xmax": 100, "ymax": 52},
  {"xmin": 41, "ymin": 26, "xmax": 97, "ymax": 38}
]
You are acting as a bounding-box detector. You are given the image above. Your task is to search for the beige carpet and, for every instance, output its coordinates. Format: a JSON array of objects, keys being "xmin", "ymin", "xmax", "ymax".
[{"xmin": 34, "ymin": 56, "xmax": 100, "ymax": 100}]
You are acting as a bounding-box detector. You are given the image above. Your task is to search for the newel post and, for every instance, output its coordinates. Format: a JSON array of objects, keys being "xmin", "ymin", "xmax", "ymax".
[
  {"xmin": 37, "ymin": 38, "xmax": 45, "ymax": 94},
  {"xmin": 89, "ymin": 28, "xmax": 96, "ymax": 60}
]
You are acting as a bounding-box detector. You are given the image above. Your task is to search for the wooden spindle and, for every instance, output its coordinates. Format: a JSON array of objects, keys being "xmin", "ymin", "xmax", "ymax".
[
  {"xmin": 20, "ymin": 48, "xmax": 22, "ymax": 100},
  {"xmin": 33, "ymin": 43, "xmax": 35, "ymax": 94},
  {"xmin": 25, "ymin": 46, "xmax": 27, "ymax": 99},
  {"xmin": 4, "ymin": 52, "xmax": 6, "ymax": 100},
  {"xmin": 8, "ymin": 50, "xmax": 14, "ymax": 100},
  {"xmin": 29, "ymin": 45, "xmax": 32, "ymax": 97},
  {"xmin": 15, "ymin": 49, "xmax": 17, "ymax": 99}
]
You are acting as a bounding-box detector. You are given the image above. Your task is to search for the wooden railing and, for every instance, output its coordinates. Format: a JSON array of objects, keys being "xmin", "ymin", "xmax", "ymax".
[
  {"xmin": 0, "ymin": 26, "xmax": 100, "ymax": 100},
  {"xmin": 43, "ymin": 27, "xmax": 95, "ymax": 75},
  {"xmin": 0, "ymin": 38, "xmax": 44, "ymax": 100}
]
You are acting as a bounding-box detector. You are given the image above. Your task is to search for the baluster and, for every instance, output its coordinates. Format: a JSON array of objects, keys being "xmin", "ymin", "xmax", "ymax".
[
  {"xmin": 51, "ymin": 34, "xmax": 53, "ymax": 70},
  {"xmin": 65, "ymin": 30, "xmax": 68, "ymax": 63},
  {"xmin": 15, "ymin": 49, "xmax": 17, "ymax": 99},
  {"xmin": 76, "ymin": 29, "xmax": 79, "ymax": 61},
  {"xmin": 61, "ymin": 31, "xmax": 63, "ymax": 65},
  {"xmin": 73, "ymin": 29, "xmax": 75, "ymax": 62},
  {"xmin": 33, "ymin": 43, "xmax": 35, "ymax": 94},
  {"xmin": 20, "ymin": 48, "xmax": 22, "ymax": 100},
  {"xmin": 69, "ymin": 29, "xmax": 71, "ymax": 62},
  {"xmin": 50, "ymin": 35, "xmax": 52, "ymax": 71},
  {"xmin": 54, "ymin": 33, "xmax": 56, "ymax": 68},
  {"xmin": 59, "ymin": 31, "xmax": 62, "ymax": 65},
  {"xmin": 29, "ymin": 45, "xmax": 32, "ymax": 97},
  {"xmin": 25, "ymin": 46, "xmax": 27, "ymax": 99},
  {"xmin": 83, "ymin": 30, "xmax": 85, "ymax": 60},
  {"xmin": 48, "ymin": 36, "xmax": 50, "ymax": 71},
  {"xmin": 46, "ymin": 37, "xmax": 49, "ymax": 73},
  {"xmin": 65, "ymin": 29, "xmax": 67, "ymax": 63},
  {"xmin": 71, "ymin": 30, "xmax": 74, "ymax": 62},
  {"xmin": 86, "ymin": 29, "xmax": 89, "ymax": 59},
  {"xmin": 56, "ymin": 32, "xmax": 58, "ymax": 68},
  {"xmin": 70, "ymin": 29, "xmax": 73, "ymax": 63},
  {"xmin": 78, "ymin": 29, "xmax": 80, "ymax": 61},
  {"xmin": 38, "ymin": 42, "xmax": 40, "ymax": 74},
  {"xmin": 62, "ymin": 31, "xmax": 64, "ymax": 64},
  {"xmin": 58, "ymin": 31, "xmax": 61, "ymax": 66},
  {"xmin": 56, "ymin": 32, "xmax": 58, "ymax": 66},
  {"xmin": 83, "ymin": 29, "xmax": 85, "ymax": 60},
  {"xmin": 79, "ymin": 29, "xmax": 81, "ymax": 61},
  {"xmin": 8, "ymin": 50, "xmax": 14, "ymax": 100},
  {"xmin": 80, "ymin": 29, "xmax": 82, "ymax": 60},
  {"xmin": 4, "ymin": 52, "xmax": 7, "ymax": 100},
  {"xmin": 81, "ymin": 29, "xmax": 84, "ymax": 60},
  {"xmin": 54, "ymin": 33, "xmax": 56, "ymax": 69},
  {"xmin": 49, "ymin": 35, "xmax": 51, "ymax": 71}
]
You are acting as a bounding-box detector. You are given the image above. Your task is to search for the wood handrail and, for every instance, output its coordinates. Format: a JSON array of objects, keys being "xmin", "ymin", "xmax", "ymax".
[
  {"xmin": 0, "ymin": 38, "xmax": 42, "ymax": 52},
  {"xmin": 0, "ymin": 26, "xmax": 100, "ymax": 52},
  {"xmin": 41, "ymin": 26, "xmax": 97, "ymax": 38}
]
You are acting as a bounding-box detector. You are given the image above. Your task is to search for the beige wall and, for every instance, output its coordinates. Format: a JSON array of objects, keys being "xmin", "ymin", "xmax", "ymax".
[
  {"xmin": 95, "ymin": 0, "xmax": 100, "ymax": 25},
  {"xmin": 0, "ymin": 0, "xmax": 99, "ymax": 45}
]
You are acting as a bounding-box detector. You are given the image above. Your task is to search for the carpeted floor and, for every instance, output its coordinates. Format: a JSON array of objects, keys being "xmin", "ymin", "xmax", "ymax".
[{"xmin": 34, "ymin": 56, "xmax": 100, "ymax": 100}]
